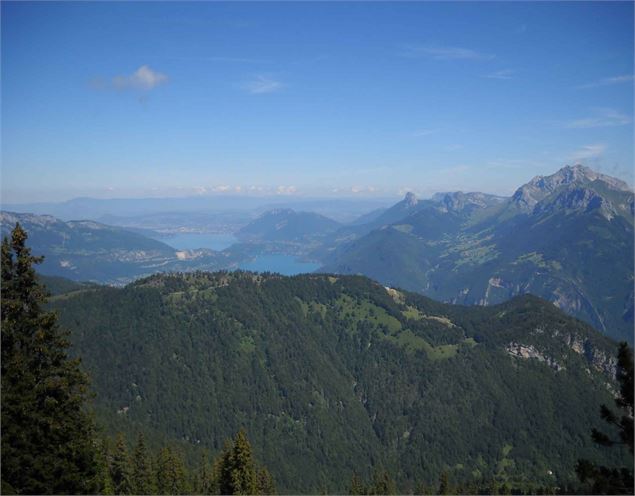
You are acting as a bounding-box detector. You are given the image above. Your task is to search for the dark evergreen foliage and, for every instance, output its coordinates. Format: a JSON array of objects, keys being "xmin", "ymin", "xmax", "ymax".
[
  {"xmin": 1, "ymin": 223, "xmax": 99, "ymax": 494},
  {"xmin": 132, "ymin": 433, "xmax": 156, "ymax": 495},
  {"xmin": 111, "ymin": 433, "xmax": 134, "ymax": 495},
  {"xmin": 213, "ymin": 429, "xmax": 276, "ymax": 495},
  {"xmin": 49, "ymin": 270, "xmax": 628, "ymax": 492},
  {"xmin": 576, "ymin": 343, "xmax": 634, "ymax": 494},
  {"xmin": 437, "ymin": 471, "xmax": 450, "ymax": 495},
  {"xmin": 156, "ymin": 446, "xmax": 188, "ymax": 495}
]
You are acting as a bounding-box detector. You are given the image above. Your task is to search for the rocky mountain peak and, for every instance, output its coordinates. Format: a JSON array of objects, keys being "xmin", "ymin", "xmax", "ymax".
[
  {"xmin": 512, "ymin": 164, "xmax": 631, "ymax": 212},
  {"xmin": 403, "ymin": 192, "xmax": 418, "ymax": 207}
]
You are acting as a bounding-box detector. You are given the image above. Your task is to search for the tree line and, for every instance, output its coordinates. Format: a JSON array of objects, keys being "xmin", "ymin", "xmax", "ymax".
[{"xmin": 96, "ymin": 430, "xmax": 275, "ymax": 495}]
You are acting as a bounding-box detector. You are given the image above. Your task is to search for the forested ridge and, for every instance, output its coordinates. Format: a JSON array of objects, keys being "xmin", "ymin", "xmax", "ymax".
[
  {"xmin": 3, "ymin": 224, "xmax": 632, "ymax": 494},
  {"xmin": 49, "ymin": 269, "xmax": 630, "ymax": 492}
]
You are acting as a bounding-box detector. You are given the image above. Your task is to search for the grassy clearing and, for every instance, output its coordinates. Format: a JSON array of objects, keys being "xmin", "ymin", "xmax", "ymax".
[
  {"xmin": 335, "ymin": 295, "xmax": 402, "ymax": 333},
  {"xmin": 402, "ymin": 306, "xmax": 456, "ymax": 327},
  {"xmin": 333, "ymin": 295, "xmax": 468, "ymax": 360}
]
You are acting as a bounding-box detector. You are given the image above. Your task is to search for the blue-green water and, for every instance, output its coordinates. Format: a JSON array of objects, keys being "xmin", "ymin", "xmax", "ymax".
[
  {"xmin": 159, "ymin": 233, "xmax": 320, "ymax": 275},
  {"xmin": 159, "ymin": 233, "xmax": 237, "ymax": 251},
  {"xmin": 238, "ymin": 254, "xmax": 320, "ymax": 275}
]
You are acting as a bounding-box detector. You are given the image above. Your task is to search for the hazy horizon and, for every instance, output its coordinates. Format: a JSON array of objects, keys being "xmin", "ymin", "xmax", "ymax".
[{"xmin": 2, "ymin": 1, "xmax": 633, "ymax": 204}]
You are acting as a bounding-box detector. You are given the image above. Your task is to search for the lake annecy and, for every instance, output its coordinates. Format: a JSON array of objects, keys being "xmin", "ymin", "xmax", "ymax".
[
  {"xmin": 160, "ymin": 233, "xmax": 321, "ymax": 275},
  {"xmin": 238, "ymin": 254, "xmax": 320, "ymax": 276}
]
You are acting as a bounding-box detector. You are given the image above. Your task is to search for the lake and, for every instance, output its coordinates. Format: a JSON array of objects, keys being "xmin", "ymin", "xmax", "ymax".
[
  {"xmin": 159, "ymin": 233, "xmax": 238, "ymax": 251},
  {"xmin": 238, "ymin": 254, "xmax": 321, "ymax": 276},
  {"xmin": 159, "ymin": 233, "xmax": 321, "ymax": 275}
]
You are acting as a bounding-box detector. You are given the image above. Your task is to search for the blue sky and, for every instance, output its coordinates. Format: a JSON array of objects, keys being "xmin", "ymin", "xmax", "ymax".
[{"xmin": 2, "ymin": 1, "xmax": 633, "ymax": 203}]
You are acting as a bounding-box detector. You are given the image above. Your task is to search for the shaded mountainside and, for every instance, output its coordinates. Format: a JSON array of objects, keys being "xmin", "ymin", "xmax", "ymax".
[
  {"xmin": 0, "ymin": 211, "xmax": 240, "ymax": 284},
  {"xmin": 237, "ymin": 208, "xmax": 341, "ymax": 242},
  {"xmin": 321, "ymin": 165, "xmax": 634, "ymax": 344},
  {"xmin": 38, "ymin": 274, "xmax": 100, "ymax": 296},
  {"xmin": 50, "ymin": 272, "xmax": 627, "ymax": 492}
]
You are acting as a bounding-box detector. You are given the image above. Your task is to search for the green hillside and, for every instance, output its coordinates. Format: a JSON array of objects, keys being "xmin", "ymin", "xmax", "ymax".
[{"xmin": 50, "ymin": 271, "xmax": 628, "ymax": 493}]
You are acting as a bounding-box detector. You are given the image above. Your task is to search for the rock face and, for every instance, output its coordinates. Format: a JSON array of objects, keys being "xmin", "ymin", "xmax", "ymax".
[
  {"xmin": 563, "ymin": 333, "xmax": 618, "ymax": 378},
  {"xmin": 533, "ymin": 186, "xmax": 614, "ymax": 217},
  {"xmin": 511, "ymin": 164, "xmax": 632, "ymax": 212},
  {"xmin": 506, "ymin": 342, "xmax": 565, "ymax": 371},
  {"xmin": 506, "ymin": 331, "xmax": 618, "ymax": 379},
  {"xmin": 403, "ymin": 192, "xmax": 418, "ymax": 208}
]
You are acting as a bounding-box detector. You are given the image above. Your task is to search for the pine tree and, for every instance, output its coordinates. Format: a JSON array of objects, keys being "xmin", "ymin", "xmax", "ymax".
[
  {"xmin": 156, "ymin": 446, "xmax": 188, "ymax": 495},
  {"xmin": 172, "ymin": 449, "xmax": 189, "ymax": 495},
  {"xmin": 370, "ymin": 470, "xmax": 395, "ymax": 495},
  {"xmin": 156, "ymin": 447, "xmax": 173, "ymax": 495},
  {"xmin": 576, "ymin": 342, "xmax": 634, "ymax": 494},
  {"xmin": 214, "ymin": 430, "xmax": 273, "ymax": 495},
  {"xmin": 257, "ymin": 467, "xmax": 277, "ymax": 495},
  {"xmin": 132, "ymin": 433, "xmax": 156, "ymax": 494},
  {"xmin": 438, "ymin": 471, "xmax": 450, "ymax": 495},
  {"xmin": 1, "ymin": 224, "xmax": 99, "ymax": 494},
  {"xmin": 489, "ymin": 478, "xmax": 500, "ymax": 495},
  {"xmin": 414, "ymin": 481, "xmax": 432, "ymax": 495},
  {"xmin": 214, "ymin": 439, "xmax": 234, "ymax": 495},
  {"xmin": 111, "ymin": 433, "xmax": 134, "ymax": 495},
  {"xmin": 96, "ymin": 437, "xmax": 115, "ymax": 495},
  {"xmin": 196, "ymin": 452, "xmax": 214, "ymax": 495},
  {"xmin": 349, "ymin": 473, "xmax": 367, "ymax": 495},
  {"xmin": 229, "ymin": 429, "xmax": 258, "ymax": 495}
]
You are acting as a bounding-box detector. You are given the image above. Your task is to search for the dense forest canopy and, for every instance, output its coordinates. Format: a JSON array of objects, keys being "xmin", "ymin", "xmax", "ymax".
[{"xmin": 49, "ymin": 269, "xmax": 629, "ymax": 492}]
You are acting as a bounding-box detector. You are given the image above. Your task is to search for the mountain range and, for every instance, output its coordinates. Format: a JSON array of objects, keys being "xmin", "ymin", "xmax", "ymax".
[
  {"xmin": 320, "ymin": 165, "xmax": 634, "ymax": 344},
  {"xmin": 3, "ymin": 164, "xmax": 633, "ymax": 343}
]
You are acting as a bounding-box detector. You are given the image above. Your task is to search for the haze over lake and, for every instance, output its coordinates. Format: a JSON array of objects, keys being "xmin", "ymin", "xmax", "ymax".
[{"xmin": 159, "ymin": 232, "xmax": 238, "ymax": 251}]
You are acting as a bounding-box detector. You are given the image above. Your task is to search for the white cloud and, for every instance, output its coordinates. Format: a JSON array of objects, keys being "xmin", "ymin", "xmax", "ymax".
[
  {"xmin": 576, "ymin": 74, "xmax": 634, "ymax": 89},
  {"xmin": 565, "ymin": 108, "xmax": 631, "ymax": 129},
  {"xmin": 276, "ymin": 185, "xmax": 297, "ymax": 195},
  {"xmin": 350, "ymin": 186, "xmax": 377, "ymax": 194},
  {"xmin": 483, "ymin": 69, "xmax": 514, "ymax": 80},
  {"xmin": 112, "ymin": 65, "xmax": 168, "ymax": 90},
  {"xmin": 569, "ymin": 144, "xmax": 606, "ymax": 161},
  {"xmin": 400, "ymin": 43, "xmax": 494, "ymax": 61},
  {"xmin": 242, "ymin": 75, "xmax": 284, "ymax": 94}
]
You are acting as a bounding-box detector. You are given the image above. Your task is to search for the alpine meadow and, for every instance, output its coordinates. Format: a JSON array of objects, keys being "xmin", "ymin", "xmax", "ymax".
[{"xmin": 1, "ymin": 2, "xmax": 633, "ymax": 495}]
